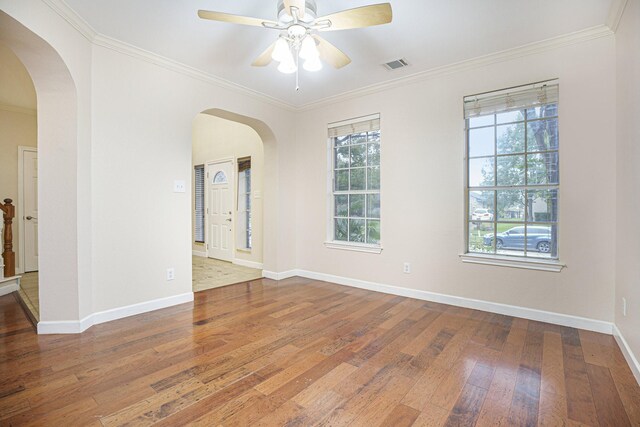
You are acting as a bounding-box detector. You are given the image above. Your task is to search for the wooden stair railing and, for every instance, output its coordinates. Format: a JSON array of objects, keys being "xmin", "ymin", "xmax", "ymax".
[{"xmin": 0, "ymin": 199, "xmax": 15, "ymax": 278}]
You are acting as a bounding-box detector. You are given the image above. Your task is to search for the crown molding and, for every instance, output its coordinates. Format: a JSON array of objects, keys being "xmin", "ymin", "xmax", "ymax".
[
  {"xmin": 39, "ymin": 0, "xmax": 614, "ymax": 113},
  {"xmin": 41, "ymin": 0, "xmax": 97, "ymax": 42},
  {"xmin": 40, "ymin": 0, "xmax": 296, "ymax": 111},
  {"xmin": 92, "ymin": 34, "xmax": 296, "ymax": 112},
  {"xmin": 0, "ymin": 103, "xmax": 37, "ymax": 116},
  {"xmin": 606, "ymin": 0, "xmax": 629, "ymax": 33},
  {"xmin": 297, "ymin": 24, "xmax": 614, "ymax": 112}
]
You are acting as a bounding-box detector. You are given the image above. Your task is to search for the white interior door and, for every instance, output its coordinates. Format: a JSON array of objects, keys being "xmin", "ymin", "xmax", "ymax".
[
  {"xmin": 23, "ymin": 149, "xmax": 38, "ymax": 272},
  {"xmin": 207, "ymin": 161, "xmax": 233, "ymax": 262}
]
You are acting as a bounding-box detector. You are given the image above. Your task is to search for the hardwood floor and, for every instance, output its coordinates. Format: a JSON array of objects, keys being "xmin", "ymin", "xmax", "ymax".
[{"xmin": 1, "ymin": 277, "xmax": 639, "ymax": 426}]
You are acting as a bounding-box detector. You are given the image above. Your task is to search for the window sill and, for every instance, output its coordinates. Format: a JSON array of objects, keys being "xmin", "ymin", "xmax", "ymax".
[
  {"xmin": 459, "ymin": 253, "xmax": 565, "ymax": 272},
  {"xmin": 324, "ymin": 241, "xmax": 383, "ymax": 254},
  {"xmin": 236, "ymin": 248, "xmax": 252, "ymax": 254}
]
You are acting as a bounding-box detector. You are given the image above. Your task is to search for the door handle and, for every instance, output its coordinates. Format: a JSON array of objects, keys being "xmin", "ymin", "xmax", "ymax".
[
  {"xmin": 26, "ymin": 216, "xmax": 37, "ymax": 220},
  {"xmin": 226, "ymin": 218, "xmax": 232, "ymax": 222}
]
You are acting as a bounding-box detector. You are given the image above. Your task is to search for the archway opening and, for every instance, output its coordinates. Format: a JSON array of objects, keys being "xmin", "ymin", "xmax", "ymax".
[
  {"xmin": 0, "ymin": 42, "xmax": 39, "ymax": 320},
  {"xmin": 191, "ymin": 109, "xmax": 271, "ymax": 291}
]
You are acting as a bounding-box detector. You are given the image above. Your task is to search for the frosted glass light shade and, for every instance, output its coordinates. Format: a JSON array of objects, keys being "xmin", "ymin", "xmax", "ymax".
[
  {"xmin": 299, "ymin": 36, "xmax": 319, "ymax": 60},
  {"xmin": 272, "ymin": 38, "xmax": 291, "ymax": 62},
  {"xmin": 278, "ymin": 57, "xmax": 297, "ymax": 74}
]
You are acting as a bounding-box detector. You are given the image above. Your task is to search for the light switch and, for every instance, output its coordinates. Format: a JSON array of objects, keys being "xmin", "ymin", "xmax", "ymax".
[{"xmin": 173, "ymin": 180, "xmax": 186, "ymax": 193}]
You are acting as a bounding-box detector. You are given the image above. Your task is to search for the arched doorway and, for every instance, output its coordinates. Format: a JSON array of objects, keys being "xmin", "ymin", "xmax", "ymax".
[
  {"xmin": 0, "ymin": 11, "xmax": 83, "ymax": 330},
  {"xmin": 191, "ymin": 109, "xmax": 270, "ymax": 291},
  {"xmin": 0, "ymin": 42, "xmax": 39, "ymax": 320}
]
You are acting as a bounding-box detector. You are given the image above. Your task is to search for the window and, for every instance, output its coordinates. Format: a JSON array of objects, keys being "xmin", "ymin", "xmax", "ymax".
[
  {"xmin": 237, "ymin": 157, "xmax": 252, "ymax": 250},
  {"xmin": 194, "ymin": 164, "xmax": 205, "ymax": 243},
  {"xmin": 327, "ymin": 114, "xmax": 381, "ymax": 251},
  {"xmin": 464, "ymin": 81, "xmax": 559, "ymax": 260},
  {"xmin": 213, "ymin": 170, "xmax": 227, "ymax": 184}
]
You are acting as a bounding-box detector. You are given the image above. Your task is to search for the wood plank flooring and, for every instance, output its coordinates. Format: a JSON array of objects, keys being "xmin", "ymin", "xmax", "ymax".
[{"xmin": 1, "ymin": 277, "xmax": 639, "ymax": 426}]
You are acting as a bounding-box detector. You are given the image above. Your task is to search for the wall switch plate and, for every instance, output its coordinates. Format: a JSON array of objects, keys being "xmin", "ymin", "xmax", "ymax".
[
  {"xmin": 173, "ymin": 180, "xmax": 186, "ymax": 193},
  {"xmin": 403, "ymin": 262, "xmax": 411, "ymax": 274},
  {"xmin": 166, "ymin": 268, "xmax": 175, "ymax": 281},
  {"xmin": 623, "ymin": 297, "xmax": 627, "ymax": 317}
]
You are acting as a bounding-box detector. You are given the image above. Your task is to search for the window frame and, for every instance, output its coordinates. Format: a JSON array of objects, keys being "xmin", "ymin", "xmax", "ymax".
[
  {"xmin": 461, "ymin": 82, "xmax": 564, "ymax": 271},
  {"xmin": 237, "ymin": 157, "xmax": 252, "ymax": 251},
  {"xmin": 325, "ymin": 115, "xmax": 382, "ymax": 254}
]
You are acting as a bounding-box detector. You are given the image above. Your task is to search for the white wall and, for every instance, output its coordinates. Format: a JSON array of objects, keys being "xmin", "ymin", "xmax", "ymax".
[
  {"xmin": 192, "ymin": 113, "xmax": 264, "ymax": 265},
  {"xmin": 294, "ymin": 35, "xmax": 617, "ymax": 323},
  {"xmin": 615, "ymin": 0, "xmax": 640, "ymax": 369},
  {"xmin": 90, "ymin": 45, "xmax": 296, "ymax": 313},
  {"xmin": 1, "ymin": 1, "xmax": 633, "ymax": 353}
]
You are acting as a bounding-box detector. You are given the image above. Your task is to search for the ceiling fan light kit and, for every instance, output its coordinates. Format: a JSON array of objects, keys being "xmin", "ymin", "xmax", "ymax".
[{"xmin": 198, "ymin": 0, "xmax": 393, "ymax": 89}]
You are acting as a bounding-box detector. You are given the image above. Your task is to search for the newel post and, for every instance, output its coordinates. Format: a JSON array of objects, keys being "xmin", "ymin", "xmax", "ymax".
[{"xmin": 0, "ymin": 198, "xmax": 15, "ymax": 278}]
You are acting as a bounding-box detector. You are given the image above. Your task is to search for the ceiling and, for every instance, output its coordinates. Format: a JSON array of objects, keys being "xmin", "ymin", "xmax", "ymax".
[{"xmin": 63, "ymin": 0, "xmax": 614, "ymax": 107}]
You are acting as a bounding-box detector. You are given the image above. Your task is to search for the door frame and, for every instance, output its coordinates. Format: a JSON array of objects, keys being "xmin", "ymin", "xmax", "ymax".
[
  {"xmin": 204, "ymin": 157, "xmax": 236, "ymax": 262},
  {"xmin": 17, "ymin": 146, "xmax": 37, "ymax": 275}
]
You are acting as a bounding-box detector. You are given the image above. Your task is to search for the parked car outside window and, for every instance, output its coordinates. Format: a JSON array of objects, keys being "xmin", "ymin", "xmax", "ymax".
[
  {"xmin": 483, "ymin": 226, "xmax": 552, "ymax": 253},
  {"xmin": 471, "ymin": 209, "xmax": 494, "ymax": 221}
]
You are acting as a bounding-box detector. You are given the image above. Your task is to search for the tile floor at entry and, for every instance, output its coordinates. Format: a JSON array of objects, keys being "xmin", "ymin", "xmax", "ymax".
[
  {"xmin": 18, "ymin": 272, "xmax": 39, "ymax": 321},
  {"xmin": 192, "ymin": 256, "xmax": 262, "ymax": 292}
]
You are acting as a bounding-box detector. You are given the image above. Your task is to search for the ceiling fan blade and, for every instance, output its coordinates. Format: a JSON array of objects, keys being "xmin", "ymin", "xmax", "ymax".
[
  {"xmin": 316, "ymin": 3, "xmax": 392, "ymax": 31},
  {"xmin": 198, "ymin": 10, "xmax": 278, "ymax": 28},
  {"xmin": 312, "ymin": 35, "xmax": 351, "ymax": 69},
  {"xmin": 283, "ymin": 0, "xmax": 305, "ymax": 20},
  {"xmin": 252, "ymin": 41, "xmax": 277, "ymax": 67}
]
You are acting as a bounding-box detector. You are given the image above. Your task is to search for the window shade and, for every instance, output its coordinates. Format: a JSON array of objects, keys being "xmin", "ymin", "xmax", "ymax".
[
  {"xmin": 194, "ymin": 165, "xmax": 205, "ymax": 243},
  {"xmin": 464, "ymin": 80, "xmax": 558, "ymax": 118},
  {"xmin": 238, "ymin": 157, "xmax": 251, "ymax": 172},
  {"xmin": 328, "ymin": 114, "xmax": 380, "ymax": 138}
]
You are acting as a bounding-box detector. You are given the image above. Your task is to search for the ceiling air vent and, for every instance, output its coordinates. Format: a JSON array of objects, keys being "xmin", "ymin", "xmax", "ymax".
[{"xmin": 382, "ymin": 58, "xmax": 409, "ymax": 71}]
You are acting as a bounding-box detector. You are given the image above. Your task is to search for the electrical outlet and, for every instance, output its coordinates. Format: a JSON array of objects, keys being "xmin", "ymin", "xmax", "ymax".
[
  {"xmin": 403, "ymin": 262, "xmax": 411, "ymax": 274},
  {"xmin": 166, "ymin": 268, "xmax": 175, "ymax": 281},
  {"xmin": 623, "ymin": 297, "xmax": 627, "ymax": 317}
]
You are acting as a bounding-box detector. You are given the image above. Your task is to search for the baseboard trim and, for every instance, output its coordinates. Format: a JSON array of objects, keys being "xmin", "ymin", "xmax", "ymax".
[
  {"xmin": 233, "ymin": 259, "xmax": 263, "ymax": 270},
  {"xmin": 37, "ymin": 292, "xmax": 194, "ymax": 334},
  {"xmin": 0, "ymin": 283, "xmax": 19, "ymax": 296},
  {"xmin": 192, "ymin": 250, "xmax": 207, "ymax": 258},
  {"xmin": 277, "ymin": 269, "xmax": 613, "ymax": 334},
  {"xmin": 613, "ymin": 324, "xmax": 640, "ymax": 385},
  {"xmin": 262, "ymin": 270, "xmax": 297, "ymax": 281},
  {"xmin": 0, "ymin": 277, "xmax": 20, "ymax": 296}
]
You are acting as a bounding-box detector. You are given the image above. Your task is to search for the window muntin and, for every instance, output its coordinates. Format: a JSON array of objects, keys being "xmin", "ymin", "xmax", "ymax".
[
  {"xmin": 465, "ymin": 83, "xmax": 559, "ymax": 259},
  {"xmin": 330, "ymin": 126, "xmax": 381, "ymax": 246}
]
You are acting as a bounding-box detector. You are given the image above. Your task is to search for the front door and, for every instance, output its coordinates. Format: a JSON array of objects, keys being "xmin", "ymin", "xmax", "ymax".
[
  {"xmin": 207, "ymin": 161, "xmax": 233, "ymax": 262},
  {"xmin": 23, "ymin": 149, "xmax": 38, "ymax": 272}
]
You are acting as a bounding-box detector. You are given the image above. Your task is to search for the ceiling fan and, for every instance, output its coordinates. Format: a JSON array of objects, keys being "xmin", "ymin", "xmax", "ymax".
[{"xmin": 198, "ymin": 0, "xmax": 392, "ymax": 88}]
